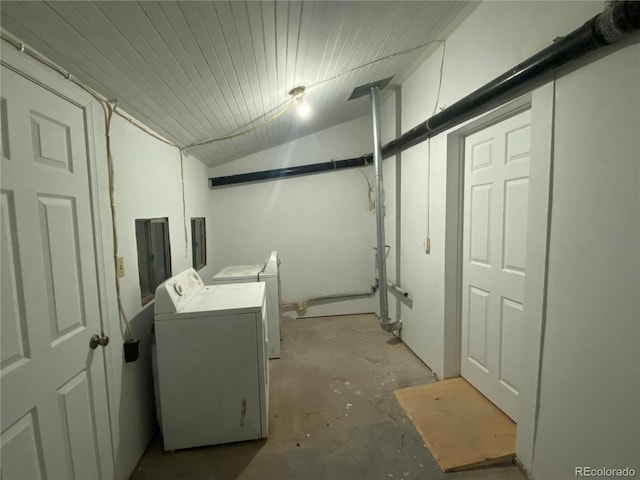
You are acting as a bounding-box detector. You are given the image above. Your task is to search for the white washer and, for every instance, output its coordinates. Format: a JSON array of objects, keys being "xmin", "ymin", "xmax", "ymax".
[
  {"xmin": 153, "ymin": 268, "xmax": 269, "ymax": 451},
  {"xmin": 212, "ymin": 251, "xmax": 282, "ymax": 359}
]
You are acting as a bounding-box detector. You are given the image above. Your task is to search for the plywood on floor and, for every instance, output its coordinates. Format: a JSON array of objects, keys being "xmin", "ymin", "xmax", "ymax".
[{"xmin": 395, "ymin": 377, "xmax": 516, "ymax": 472}]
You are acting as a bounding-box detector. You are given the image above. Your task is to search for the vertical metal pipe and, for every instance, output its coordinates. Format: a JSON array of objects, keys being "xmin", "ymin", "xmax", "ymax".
[{"xmin": 370, "ymin": 86, "xmax": 396, "ymax": 331}]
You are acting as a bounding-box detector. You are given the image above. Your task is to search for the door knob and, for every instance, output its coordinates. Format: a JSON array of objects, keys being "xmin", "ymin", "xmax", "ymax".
[{"xmin": 89, "ymin": 334, "xmax": 110, "ymax": 349}]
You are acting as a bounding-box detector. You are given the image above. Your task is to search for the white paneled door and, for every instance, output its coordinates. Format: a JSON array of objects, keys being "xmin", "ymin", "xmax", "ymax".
[
  {"xmin": 461, "ymin": 110, "xmax": 531, "ymax": 421},
  {"xmin": 1, "ymin": 66, "xmax": 113, "ymax": 478}
]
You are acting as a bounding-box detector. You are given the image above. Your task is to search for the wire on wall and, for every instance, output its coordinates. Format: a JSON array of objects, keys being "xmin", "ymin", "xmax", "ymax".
[
  {"xmin": 357, "ymin": 168, "xmax": 376, "ymax": 212},
  {"xmin": 179, "ymin": 149, "xmax": 188, "ymax": 258},
  {"xmin": 426, "ymin": 41, "xmax": 447, "ymax": 241},
  {"xmin": 105, "ymin": 103, "xmax": 134, "ymax": 341}
]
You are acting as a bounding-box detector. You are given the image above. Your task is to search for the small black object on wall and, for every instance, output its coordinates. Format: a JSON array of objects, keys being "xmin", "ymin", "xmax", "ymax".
[{"xmin": 124, "ymin": 339, "xmax": 140, "ymax": 363}]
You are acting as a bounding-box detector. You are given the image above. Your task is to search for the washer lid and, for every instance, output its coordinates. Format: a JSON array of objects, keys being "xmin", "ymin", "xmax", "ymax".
[
  {"xmin": 212, "ymin": 263, "xmax": 264, "ymax": 281},
  {"xmin": 155, "ymin": 282, "xmax": 266, "ymax": 320}
]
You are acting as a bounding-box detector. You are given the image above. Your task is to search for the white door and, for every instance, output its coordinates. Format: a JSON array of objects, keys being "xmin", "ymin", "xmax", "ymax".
[
  {"xmin": 1, "ymin": 66, "xmax": 114, "ymax": 478},
  {"xmin": 460, "ymin": 109, "xmax": 531, "ymax": 421}
]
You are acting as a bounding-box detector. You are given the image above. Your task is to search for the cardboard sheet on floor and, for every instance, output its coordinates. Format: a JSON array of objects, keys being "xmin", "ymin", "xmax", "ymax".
[{"xmin": 394, "ymin": 377, "xmax": 515, "ymax": 472}]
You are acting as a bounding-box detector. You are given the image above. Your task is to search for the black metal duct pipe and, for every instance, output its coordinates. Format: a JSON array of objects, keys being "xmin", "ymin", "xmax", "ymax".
[
  {"xmin": 380, "ymin": 0, "xmax": 640, "ymax": 158},
  {"xmin": 210, "ymin": 1, "xmax": 640, "ymax": 188},
  {"xmin": 210, "ymin": 156, "xmax": 372, "ymax": 187}
]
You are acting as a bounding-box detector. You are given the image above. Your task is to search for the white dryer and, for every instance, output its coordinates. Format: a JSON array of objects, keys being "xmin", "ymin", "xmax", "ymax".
[
  {"xmin": 212, "ymin": 251, "xmax": 282, "ymax": 359},
  {"xmin": 153, "ymin": 268, "xmax": 269, "ymax": 451}
]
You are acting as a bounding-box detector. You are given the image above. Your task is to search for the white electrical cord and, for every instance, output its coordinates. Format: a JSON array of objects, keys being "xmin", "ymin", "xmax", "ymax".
[
  {"xmin": 426, "ymin": 41, "xmax": 447, "ymax": 240},
  {"xmin": 357, "ymin": 168, "xmax": 375, "ymax": 212},
  {"xmin": 105, "ymin": 103, "xmax": 134, "ymax": 340},
  {"xmin": 179, "ymin": 150, "xmax": 188, "ymax": 258}
]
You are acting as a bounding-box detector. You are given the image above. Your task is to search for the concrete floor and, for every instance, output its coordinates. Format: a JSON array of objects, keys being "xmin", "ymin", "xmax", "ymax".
[{"xmin": 131, "ymin": 314, "xmax": 527, "ymax": 480}]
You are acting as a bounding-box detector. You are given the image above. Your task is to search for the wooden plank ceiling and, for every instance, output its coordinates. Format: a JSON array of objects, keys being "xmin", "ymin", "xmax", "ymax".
[{"xmin": 1, "ymin": 1, "xmax": 474, "ymax": 167}]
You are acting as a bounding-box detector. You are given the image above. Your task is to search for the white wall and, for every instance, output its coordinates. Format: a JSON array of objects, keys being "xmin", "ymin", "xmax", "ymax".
[
  {"xmin": 394, "ymin": 0, "xmax": 604, "ymax": 379},
  {"xmin": 209, "ymin": 116, "xmax": 378, "ymax": 318},
  {"xmin": 106, "ymin": 116, "xmax": 213, "ymax": 478},
  {"xmin": 530, "ymin": 43, "xmax": 640, "ymax": 479},
  {"xmin": 386, "ymin": 1, "xmax": 638, "ymax": 477}
]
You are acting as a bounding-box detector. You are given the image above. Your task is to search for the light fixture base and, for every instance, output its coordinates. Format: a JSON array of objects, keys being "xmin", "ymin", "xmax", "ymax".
[{"xmin": 289, "ymin": 86, "xmax": 306, "ymax": 98}]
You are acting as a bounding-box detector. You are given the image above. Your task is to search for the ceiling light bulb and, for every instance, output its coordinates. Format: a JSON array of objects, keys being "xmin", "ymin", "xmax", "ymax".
[
  {"xmin": 296, "ymin": 98, "xmax": 311, "ymax": 118},
  {"xmin": 289, "ymin": 86, "xmax": 310, "ymax": 119}
]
